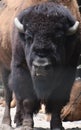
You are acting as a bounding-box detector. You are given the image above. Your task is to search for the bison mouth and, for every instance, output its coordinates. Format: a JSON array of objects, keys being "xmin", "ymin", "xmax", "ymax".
[{"xmin": 32, "ymin": 65, "xmax": 51, "ymax": 77}]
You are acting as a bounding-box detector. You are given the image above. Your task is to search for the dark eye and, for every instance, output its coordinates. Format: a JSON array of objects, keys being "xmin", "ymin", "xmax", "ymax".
[{"xmin": 25, "ymin": 31, "xmax": 33, "ymax": 44}]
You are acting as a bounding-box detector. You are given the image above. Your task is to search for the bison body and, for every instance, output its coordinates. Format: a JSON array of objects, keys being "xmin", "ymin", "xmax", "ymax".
[
  {"xmin": 10, "ymin": 1, "xmax": 81, "ymax": 130},
  {"xmin": 0, "ymin": 0, "xmax": 81, "ymax": 130}
]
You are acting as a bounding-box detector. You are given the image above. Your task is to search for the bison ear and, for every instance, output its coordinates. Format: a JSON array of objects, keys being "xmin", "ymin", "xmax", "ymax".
[
  {"xmin": 14, "ymin": 17, "xmax": 24, "ymax": 33},
  {"xmin": 67, "ymin": 21, "xmax": 79, "ymax": 35}
]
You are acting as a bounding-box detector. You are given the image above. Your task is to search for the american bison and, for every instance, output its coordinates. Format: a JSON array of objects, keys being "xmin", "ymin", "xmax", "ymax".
[
  {"xmin": 0, "ymin": 0, "xmax": 81, "ymax": 130},
  {"xmin": 10, "ymin": 1, "xmax": 81, "ymax": 130}
]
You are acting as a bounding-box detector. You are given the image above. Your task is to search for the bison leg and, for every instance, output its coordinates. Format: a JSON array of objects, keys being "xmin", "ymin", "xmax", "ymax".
[
  {"xmin": 22, "ymin": 99, "xmax": 40, "ymax": 129},
  {"xmin": 1, "ymin": 65, "xmax": 12, "ymax": 125},
  {"xmin": 10, "ymin": 65, "xmax": 40, "ymax": 128},
  {"xmin": 50, "ymin": 110, "xmax": 64, "ymax": 130},
  {"xmin": 22, "ymin": 99, "xmax": 34, "ymax": 129},
  {"xmin": 46, "ymin": 101, "xmax": 64, "ymax": 130},
  {"xmin": 14, "ymin": 98, "xmax": 40, "ymax": 129},
  {"xmin": 14, "ymin": 99, "xmax": 23, "ymax": 127},
  {"xmin": 23, "ymin": 99, "xmax": 40, "ymax": 130},
  {"xmin": 14, "ymin": 98, "xmax": 40, "ymax": 128}
]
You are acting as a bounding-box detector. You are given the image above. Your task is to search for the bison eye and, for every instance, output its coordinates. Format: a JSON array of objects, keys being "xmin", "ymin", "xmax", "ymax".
[{"xmin": 25, "ymin": 31, "xmax": 33, "ymax": 44}]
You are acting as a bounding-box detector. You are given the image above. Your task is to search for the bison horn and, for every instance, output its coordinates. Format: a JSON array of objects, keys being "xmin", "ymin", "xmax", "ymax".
[
  {"xmin": 67, "ymin": 21, "xmax": 79, "ymax": 35},
  {"xmin": 14, "ymin": 17, "xmax": 24, "ymax": 32}
]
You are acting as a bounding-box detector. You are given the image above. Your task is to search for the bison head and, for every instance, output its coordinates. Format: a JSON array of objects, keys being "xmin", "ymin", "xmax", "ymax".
[{"xmin": 14, "ymin": 2, "xmax": 79, "ymax": 99}]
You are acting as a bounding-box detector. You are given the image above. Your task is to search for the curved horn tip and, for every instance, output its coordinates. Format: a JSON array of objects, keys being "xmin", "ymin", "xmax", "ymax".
[
  {"xmin": 67, "ymin": 21, "xmax": 79, "ymax": 35},
  {"xmin": 14, "ymin": 17, "xmax": 24, "ymax": 32}
]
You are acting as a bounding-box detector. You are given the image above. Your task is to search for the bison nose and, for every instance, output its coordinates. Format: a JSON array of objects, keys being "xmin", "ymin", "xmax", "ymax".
[
  {"xmin": 33, "ymin": 57, "xmax": 51, "ymax": 67},
  {"xmin": 32, "ymin": 57, "xmax": 51, "ymax": 77}
]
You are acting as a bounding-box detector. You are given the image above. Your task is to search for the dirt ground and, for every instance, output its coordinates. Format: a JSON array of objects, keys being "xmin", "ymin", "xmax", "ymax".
[{"xmin": 0, "ymin": 106, "xmax": 81, "ymax": 130}]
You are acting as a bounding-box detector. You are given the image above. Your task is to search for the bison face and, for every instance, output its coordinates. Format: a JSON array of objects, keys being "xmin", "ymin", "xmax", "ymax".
[{"xmin": 14, "ymin": 2, "xmax": 79, "ymax": 98}]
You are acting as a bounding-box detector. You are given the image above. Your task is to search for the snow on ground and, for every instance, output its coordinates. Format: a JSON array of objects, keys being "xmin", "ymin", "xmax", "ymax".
[{"xmin": 0, "ymin": 106, "xmax": 81, "ymax": 130}]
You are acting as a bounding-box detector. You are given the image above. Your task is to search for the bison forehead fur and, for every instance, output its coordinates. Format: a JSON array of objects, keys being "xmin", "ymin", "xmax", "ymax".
[{"xmin": 19, "ymin": 3, "xmax": 75, "ymax": 33}]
